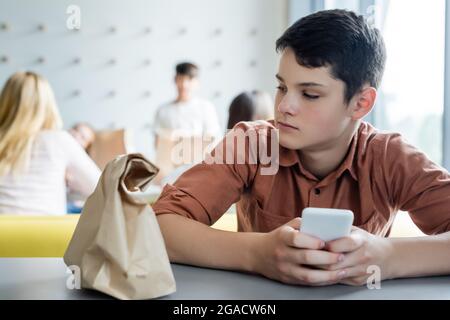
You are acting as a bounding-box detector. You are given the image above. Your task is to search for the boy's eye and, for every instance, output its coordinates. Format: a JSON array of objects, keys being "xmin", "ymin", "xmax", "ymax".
[
  {"xmin": 303, "ymin": 92, "xmax": 320, "ymax": 100},
  {"xmin": 276, "ymin": 85, "xmax": 287, "ymax": 93}
]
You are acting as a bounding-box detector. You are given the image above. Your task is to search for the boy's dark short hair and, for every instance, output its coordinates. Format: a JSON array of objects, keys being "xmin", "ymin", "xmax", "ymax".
[
  {"xmin": 175, "ymin": 62, "xmax": 199, "ymax": 78},
  {"xmin": 276, "ymin": 9, "xmax": 386, "ymax": 103}
]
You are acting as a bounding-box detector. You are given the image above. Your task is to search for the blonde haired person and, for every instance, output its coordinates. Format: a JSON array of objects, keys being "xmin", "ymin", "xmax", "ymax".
[{"xmin": 0, "ymin": 71, "xmax": 100, "ymax": 215}]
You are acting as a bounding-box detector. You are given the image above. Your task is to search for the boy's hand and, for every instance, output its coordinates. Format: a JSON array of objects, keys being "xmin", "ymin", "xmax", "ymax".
[
  {"xmin": 252, "ymin": 218, "xmax": 348, "ymax": 286},
  {"xmin": 318, "ymin": 226, "xmax": 395, "ymax": 286}
]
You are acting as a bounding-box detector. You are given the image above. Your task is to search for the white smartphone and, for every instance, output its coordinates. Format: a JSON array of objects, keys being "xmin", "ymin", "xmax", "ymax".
[{"xmin": 300, "ymin": 207, "xmax": 354, "ymax": 242}]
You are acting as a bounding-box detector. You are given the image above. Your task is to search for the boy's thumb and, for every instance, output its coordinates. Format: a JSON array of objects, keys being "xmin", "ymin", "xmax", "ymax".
[{"xmin": 284, "ymin": 217, "xmax": 301, "ymax": 230}]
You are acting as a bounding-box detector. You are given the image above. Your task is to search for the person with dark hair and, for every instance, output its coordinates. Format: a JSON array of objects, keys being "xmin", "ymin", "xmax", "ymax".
[
  {"xmin": 153, "ymin": 62, "xmax": 221, "ymax": 184},
  {"xmin": 153, "ymin": 10, "xmax": 450, "ymax": 287},
  {"xmin": 175, "ymin": 62, "xmax": 199, "ymax": 79},
  {"xmin": 227, "ymin": 90, "xmax": 274, "ymax": 130}
]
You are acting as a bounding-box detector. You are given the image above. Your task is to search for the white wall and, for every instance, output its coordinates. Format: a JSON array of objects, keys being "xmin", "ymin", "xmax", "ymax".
[{"xmin": 0, "ymin": 0, "xmax": 288, "ymax": 160}]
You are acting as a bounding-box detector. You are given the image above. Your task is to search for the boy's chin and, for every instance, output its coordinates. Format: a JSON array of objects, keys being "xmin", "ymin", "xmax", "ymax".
[{"xmin": 279, "ymin": 135, "xmax": 305, "ymax": 150}]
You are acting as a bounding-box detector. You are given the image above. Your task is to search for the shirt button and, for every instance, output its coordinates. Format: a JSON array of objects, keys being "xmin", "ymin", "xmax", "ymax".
[{"xmin": 314, "ymin": 188, "xmax": 321, "ymax": 195}]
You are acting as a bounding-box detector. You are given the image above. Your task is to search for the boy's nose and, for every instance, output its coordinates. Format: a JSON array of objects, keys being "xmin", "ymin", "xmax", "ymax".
[{"xmin": 277, "ymin": 96, "xmax": 297, "ymax": 115}]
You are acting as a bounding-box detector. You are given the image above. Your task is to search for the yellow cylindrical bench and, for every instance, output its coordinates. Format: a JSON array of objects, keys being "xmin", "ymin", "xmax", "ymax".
[
  {"xmin": 0, "ymin": 213, "xmax": 238, "ymax": 257},
  {"xmin": 0, "ymin": 215, "xmax": 80, "ymax": 257}
]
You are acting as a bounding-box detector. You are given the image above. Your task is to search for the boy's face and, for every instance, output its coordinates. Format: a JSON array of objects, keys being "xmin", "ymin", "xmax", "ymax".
[
  {"xmin": 274, "ymin": 47, "xmax": 355, "ymax": 151},
  {"xmin": 175, "ymin": 74, "xmax": 198, "ymax": 97}
]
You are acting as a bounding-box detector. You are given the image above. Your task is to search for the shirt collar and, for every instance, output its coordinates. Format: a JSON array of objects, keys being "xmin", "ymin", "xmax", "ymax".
[{"xmin": 278, "ymin": 124, "xmax": 360, "ymax": 182}]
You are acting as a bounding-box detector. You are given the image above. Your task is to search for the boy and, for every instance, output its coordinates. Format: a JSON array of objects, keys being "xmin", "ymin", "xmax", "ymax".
[
  {"xmin": 153, "ymin": 62, "xmax": 221, "ymax": 184},
  {"xmin": 152, "ymin": 10, "xmax": 450, "ymax": 286}
]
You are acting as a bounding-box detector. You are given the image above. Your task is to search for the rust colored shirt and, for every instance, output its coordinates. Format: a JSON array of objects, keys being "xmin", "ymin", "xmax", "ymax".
[{"xmin": 152, "ymin": 120, "xmax": 450, "ymax": 236}]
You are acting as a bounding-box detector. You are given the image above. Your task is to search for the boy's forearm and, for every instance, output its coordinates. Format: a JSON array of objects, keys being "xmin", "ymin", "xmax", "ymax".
[
  {"xmin": 388, "ymin": 231, "xmax": 450, "ymax": 279},
  {"xmin": 156, "ymin": 213, "xmax": 264, "ymax": 273}
]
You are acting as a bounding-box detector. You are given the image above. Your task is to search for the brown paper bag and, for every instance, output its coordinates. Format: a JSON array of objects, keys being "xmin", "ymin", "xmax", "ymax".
[{"xmin": 63, "ymin": 153, "xmax": 176, "ymax": 300}]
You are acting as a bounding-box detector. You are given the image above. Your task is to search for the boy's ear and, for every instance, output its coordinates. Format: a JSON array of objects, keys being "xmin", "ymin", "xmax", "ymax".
[{"xmin": 349, "ymin": 86, "xmax": 377, "ymax": 120}]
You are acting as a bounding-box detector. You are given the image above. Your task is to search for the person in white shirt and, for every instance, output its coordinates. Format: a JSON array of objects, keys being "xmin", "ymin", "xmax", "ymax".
[
  {"xmin": 0, "ymin": 71, "xmax": 101, "ymax": 215},
  {"xmin": 153, "ymin": 62, "xmax": 221, "ymax": 184}
]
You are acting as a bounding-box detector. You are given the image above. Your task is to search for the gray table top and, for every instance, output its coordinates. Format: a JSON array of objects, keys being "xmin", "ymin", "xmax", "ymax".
[{"xmin": 0, "ymin": 258, "xmax": 449, "ymax": 300}]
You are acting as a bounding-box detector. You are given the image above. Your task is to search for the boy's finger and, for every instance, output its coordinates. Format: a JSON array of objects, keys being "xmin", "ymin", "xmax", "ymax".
[
  {"xmin": 283, "ymin": 217, "xmax": 301, "ymax": 230},
  {"xmin": 281, "ymin": 228, "xmax": 324, "ymax": 250},
  {"xmin": 290, "ymin": 265, "xmax": 347, "ymax": 285},
  {"xmin": 287, "ymin": 248, "xmax": 342, "ymax": 266},
  {"xmin": 325, "ymin": 233, "xmax": 365, "ymax": 253}
]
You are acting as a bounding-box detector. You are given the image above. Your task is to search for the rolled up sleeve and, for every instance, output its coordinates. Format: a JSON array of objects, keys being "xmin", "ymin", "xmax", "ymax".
[{"xmin": 151, "ymin": 123, "xmax": 261, "ymax": 226}]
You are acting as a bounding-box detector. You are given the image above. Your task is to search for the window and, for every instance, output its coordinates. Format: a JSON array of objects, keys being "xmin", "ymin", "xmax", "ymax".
[
  {"xmin": 374, "ymin": 0, "xmax": 446, "ymax": 166},
  {"xmin": 325, "ymin": 0, "xmax": 359, "ymax": 12}
]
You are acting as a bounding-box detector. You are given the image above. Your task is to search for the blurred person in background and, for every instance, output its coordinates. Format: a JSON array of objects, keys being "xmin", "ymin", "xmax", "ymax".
[
  {"xmin": 0, "ymin": 71, "xmax": 100, "ymax": 215},
  {"xmin": 69, "ymin": 122, "xmax": 96, "ymax": 153},
  {"xmin": 227, "ymin": 90, "xmax": 274, "ymax": 130},
  {"xmin": 152, "ymin": 62, "xmax": 221, "ymax": 185}
]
